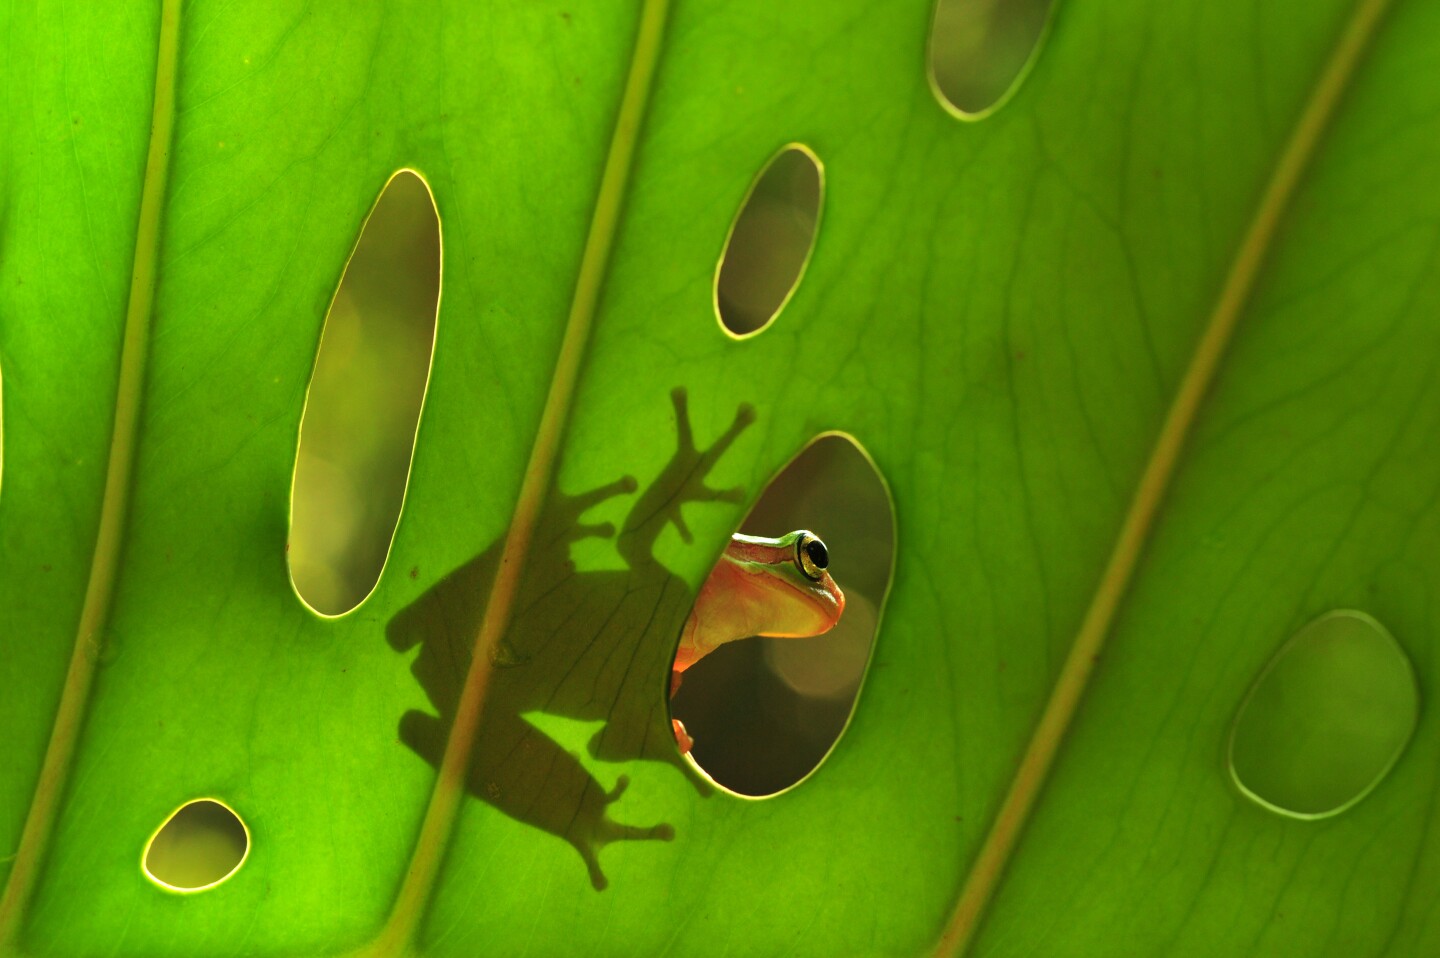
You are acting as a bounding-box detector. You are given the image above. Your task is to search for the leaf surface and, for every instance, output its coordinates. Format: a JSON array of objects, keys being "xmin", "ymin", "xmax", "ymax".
[{"xmin": 1, "ymin": 0, "xmax": 1438, "ymax": 956}]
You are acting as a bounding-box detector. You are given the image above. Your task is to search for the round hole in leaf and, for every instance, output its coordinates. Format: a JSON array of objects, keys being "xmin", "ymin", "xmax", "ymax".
[
  {"xmin": 714, "ymin": 145, "xmax": 823, "ymax": 338},
  {"xmin": 1229, "ymin": 609, "xmax": 1418, "ymax": 819},
  {"xmin": 670, "ymin": 433, "xmax": 894, "ymax": 796},
  {"xmin": 928, "ymin": 0, "xmax": 1055, "ymax": 119},
  {"xmin": 289, "ymin": 169, "xmax": 441, "ymax": 617},
  {"xmin": 142, "ymin": 799, "xmax": 249, "ymax": 892}
]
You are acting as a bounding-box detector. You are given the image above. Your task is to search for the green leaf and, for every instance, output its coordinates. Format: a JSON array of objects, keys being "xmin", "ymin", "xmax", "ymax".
[{"xmin": 3, "ymin": 0, "xmax": 1438, "ymax": 955}]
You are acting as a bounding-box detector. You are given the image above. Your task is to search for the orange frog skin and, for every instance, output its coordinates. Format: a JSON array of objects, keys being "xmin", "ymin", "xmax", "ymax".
[{"xmin": 670, "ymin": 531, "xmax": 844, "ymax": 752}]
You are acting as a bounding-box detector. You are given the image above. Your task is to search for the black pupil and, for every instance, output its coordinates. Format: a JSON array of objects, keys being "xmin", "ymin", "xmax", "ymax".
[{"xmin": 804, "ymin": 538, "xmax": 828, "ymax": 570}]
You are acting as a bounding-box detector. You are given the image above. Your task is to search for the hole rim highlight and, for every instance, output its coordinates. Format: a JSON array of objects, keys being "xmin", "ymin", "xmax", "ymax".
[
  {"xmin": 712, "ymin": 143, "xmax": 826, "ymax": 341},
  {"xmin": 926, "ymin": 0, "xmax": 1059, "ymax": 121},
  {"xmin": 140, "ymin": 797, "xmax": 251, "ymax": 894},
  {"xmin": 1226, "ymin": 608, "xmax": 1420, "ymax": 821}
]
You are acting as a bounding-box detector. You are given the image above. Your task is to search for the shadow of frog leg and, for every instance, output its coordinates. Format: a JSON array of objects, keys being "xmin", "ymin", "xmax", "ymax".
[
  {"xmin": 617, "ymin": 388, "xmax": 756, "ymax": 567},
  {"xmin": 402, "ymin": 703, "xmax": 671, "ymax": 891},
  {"xmin": 579, "ymin": 776, "xmax": 675, "ymax": 891},
  {"xmin": 467, "ymin": 708, "xmax": 672, "ymax": 892}
]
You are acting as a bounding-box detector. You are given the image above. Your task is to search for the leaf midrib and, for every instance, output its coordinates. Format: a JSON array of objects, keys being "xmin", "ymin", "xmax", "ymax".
[
  {"xmin": 933, "ymin": 0, "xmax": 1398, "ymax": 953},
  {"xmin": 0, "ymin": 0, "xmax": 183, "ymax": 949},
  {"xmin": 352, "ymin": 3, "xmax": 675, "ymax": 955}
]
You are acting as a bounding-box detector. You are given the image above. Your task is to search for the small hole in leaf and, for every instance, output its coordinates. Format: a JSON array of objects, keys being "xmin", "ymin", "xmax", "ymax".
[
  {"xmin": 670, "ymin": 434, "xmax": 894, "ymax": 796},
  {"xmin": 142, "ymin": 799, "xmax": 249, "ymax": 892},
  {"xmin": 715, "ymin": 145, "xmax": 823, "ymax": 338},
  {"xmin": 290, "ymin": 169, "xmax": 441, "ymax": 616},
  {"xmin": 928, "ymin": 0, "xmax": 1055, "ymax": 118},
  {"xmin": 1229, "ymin": 609, "xmax": 1418, "ymax": 819}
]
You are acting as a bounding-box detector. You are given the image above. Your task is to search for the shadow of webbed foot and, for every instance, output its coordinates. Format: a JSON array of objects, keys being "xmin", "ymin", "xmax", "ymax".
[
  {"xmin": 572, "ymin": 775, "xmax": 675, "ymax": 891},
  {"xmin": 540, "ymin": 474, "xmax": 639, "ymax": 549},
  {"xmin": 620, "ymin": 389, "xmax": 756, "ymax": 558},
  {"xmin": 671, "ymin": 389, "xmax": 756, "ymax": 537}
]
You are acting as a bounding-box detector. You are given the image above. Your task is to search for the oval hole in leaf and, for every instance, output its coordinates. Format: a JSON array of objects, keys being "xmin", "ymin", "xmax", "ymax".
[
  {"xmin": 142, "ymin": 799, "xmax": 249, "ymax": 892},
  {"xmin": 289, "ymin": 170, "xmax": 441, "ymax": 617},
  {"xmin": 671, "ymin": 433, "xmax": 894, "ymax": 796},
  {"xmin": 1229, "ymin": 609, "xmax": 1418, "ymax": 819},
  {"xmin": 715, "ymin": 145, "xmax": 823, "ymax": 338},
  {"xmin": 928, "ymin": 0, "xmax": 1055, "ymax": 118}
]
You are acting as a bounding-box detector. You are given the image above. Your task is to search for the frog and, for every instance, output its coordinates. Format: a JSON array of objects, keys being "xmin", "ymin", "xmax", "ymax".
[
  {"xmin": 668, "ymin": 529, "xmax": 845, "ymax": 753},
  {"xmin": 388, "ymin": 389, "xmax": 769, "ymax": 890}
]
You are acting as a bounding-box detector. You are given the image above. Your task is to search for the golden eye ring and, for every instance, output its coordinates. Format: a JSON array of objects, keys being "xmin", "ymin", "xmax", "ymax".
[{"xmin": 795, "ymin": 532, "xmax": 829, "ymax": 581}]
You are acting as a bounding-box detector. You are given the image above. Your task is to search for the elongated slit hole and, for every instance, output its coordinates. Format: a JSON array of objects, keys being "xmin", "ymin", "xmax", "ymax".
[
  {"xmin": 928, "ymin": 0, "xmax": 1057, "ymax": 119},
  {"xmin": 714, "ymin": 145, "xmax": 824, "ymax": 338},
  {"xmin": 289, "ymin": 169, "xmax": 442, "ymax": 617}
]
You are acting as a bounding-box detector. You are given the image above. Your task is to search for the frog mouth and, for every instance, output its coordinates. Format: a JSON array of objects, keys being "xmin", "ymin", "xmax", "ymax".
[{"xmin": 751, "ymin": 569, "xmax": 845, "ymax": 639}]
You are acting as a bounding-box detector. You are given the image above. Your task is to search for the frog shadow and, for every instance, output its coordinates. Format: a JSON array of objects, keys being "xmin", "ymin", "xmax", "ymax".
[{"xmin": 387, "ymin": 388, "xmax": 754, "ymax": 890}]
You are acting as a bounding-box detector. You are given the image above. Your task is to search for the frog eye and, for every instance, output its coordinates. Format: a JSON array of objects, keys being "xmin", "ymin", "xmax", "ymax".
[{"xmin": 795, "ymin": 532, "xmax": 829, "ymax": 581}]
